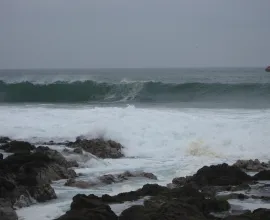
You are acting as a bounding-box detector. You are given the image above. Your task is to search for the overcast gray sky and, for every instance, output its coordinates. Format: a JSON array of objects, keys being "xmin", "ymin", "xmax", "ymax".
[{"xmin": 0, "ymin": 0, "xmax": 270, "ymax": 68}]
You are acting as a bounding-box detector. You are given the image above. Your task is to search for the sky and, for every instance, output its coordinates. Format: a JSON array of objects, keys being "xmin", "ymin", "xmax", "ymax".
[{"xmin": 0, "ymin": 0, "xmax": 270, "ymax": 69}]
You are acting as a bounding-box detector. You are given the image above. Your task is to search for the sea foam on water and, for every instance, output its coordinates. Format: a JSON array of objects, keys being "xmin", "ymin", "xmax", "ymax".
[{"xmin": 1, "ymin": 104, "xmax": 270, "ymax": 219}]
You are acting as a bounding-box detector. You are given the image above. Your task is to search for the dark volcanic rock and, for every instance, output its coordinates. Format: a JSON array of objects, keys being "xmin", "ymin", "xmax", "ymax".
[
  {"xmin": 224, "ymin": 208, "xmax": 270, "ymax": 220},
  {"xmin": 27, "ymin": 184, "xmax": 57, "ymax": 202},
  {"xmin": 189, "ymin": 163, "xmax": 252, "ymax": 186},
  {"xmin": 0, "ymin": 141, "xmax": 35, "ymax": 154},
  {"xmin": 172, "ymin": 164, "xmax": 252, "ymax": 189},
  {"xmin": 101, "ymin": 184, "xmax": 168, "ymax": 203},
  {"xmin": 172, "ymin": 176, "xmax": 192, "ymax": 186},
  {"xmin": 99, "ymin": 171, "xmax": 157, "ymax": 185},
  {"xmin": 119, "ymin": 205, "xmax": 150, "ymax": 220},
  {"xmin": 119, "ymin": 185, "xmax": 229, "ymax": 220},
  {"xmin": 67, "ymin": 138, "xmax": 124, "ymax": 158},
  {"xmin": 233, "ymin": 159, "xmax": 270, "ymax": 172},
  {"xmin": 253, "ymin": 170, "xmax": 270, "ymax": 180},
  {"xmin": 64, "ymin": 179, "xmax": 94, "ymax": 189},
  {"xmin": 146, "ymin": 200, "xmax": 208, "ymax": 220},
  {"xmin": 55, "ymin": 194, "xmax": 118, "ymax": 220},
  {"xmin": 0, "ymin": 143, "xmax": 76, "ymax": 207},
  {"xmin": 0, "ymin": 137, "xmax": 10, "ymax": 144},
  {"xmin": 0, "ymin": 199, "xmax": 18, "ymax": 220}
]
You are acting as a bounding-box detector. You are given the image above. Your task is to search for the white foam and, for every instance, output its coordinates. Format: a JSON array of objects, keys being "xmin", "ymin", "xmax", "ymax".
[
  {"xmin": 1, "ymin": 105, "xmax": 270, "ymax": 219},
  {"xmin": 229, "ymin": 199, "xmax": 270, "ymax": 211}
]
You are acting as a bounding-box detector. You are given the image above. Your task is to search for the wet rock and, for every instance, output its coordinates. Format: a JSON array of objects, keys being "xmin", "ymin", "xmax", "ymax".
[
  {"xmin": 59, "ymin": 180, "xmax": 233, "ymax": 220},
  {"xmin": 172, "ymin": 176, "xmax": 192, "ymax": 186},
  {"xmin": 0, "ymin": 141, "xmax": 35, "ymax": 154},
  {"xmin": 99, "ymin": 171, "xmax": 157, "ymax": 185},
  {"xmin": 67, "ymin": 138, "xmax": 124, "ymax": 158},
  {"xmin": 216, "ymin": 193, "xmax": 249, "ymax": 201},
  {"xmin": 73, "ymin": 147, "xmax": 83, "ymax": 154},
  {"xmin": 0, "ymin": 137, "xmax": 11, "ymax": 144},
  {"xmin": 145, "ymin": 200, "xmax": 208, "ymax": 220},
  {"xmin": 13, "ymin": 194, "xmax": 36, "ymax": 209},
  {"xmin": 0, "ymin": 207, "xmax": 18, "ymax": 220},
  {"xmin": 230, "ymin": 183, "xmax": 251, "ymax": 192},
  {"xmin": 55, "ymin": 194, "xmax": 118, "ymax": 220},
  {"xmin": 34, "ymin": 146, "xmax": 73, "ymax": 168},
  {"xmin": 0, "ymin": 144, "xmax": 76, "ymax": 207},
  {"xmin": 66, "ymin": 160, "xmax": 79, "ymax": 168},
  {"xmin": 0, "ymin": 199, "xmax": 18, "ymax": 220},
  {"xmin": 224, "ymin": 208, "xmax": 270, "ymax": 219},
  {"xmin": 64, "ymin": 179, "xmax": 94, "ymax": 189},
  {"xmin": 27, "ymin": 184, "xmax": 57, "ymax": 202},
  {"xmin": 253, "ymin": 170, "xmax": 270, "ymax": 180},
  {"xmin": 119, "ymin": 205, "xmax": 150, "ymax": 220},
  {"xmin": 189, "ymin": 163, "xmax": 252, "ymax": 186},
  {"xmin": 99, "ymin": 174, "xmax": 116, "ymax": 184},
  {"xmin": 233, "ymin": 159, "xmax": 269, "ymax": 172},
  {"xmin": 101, "ymin": 184, "xmax": 168, "ymax": 203}
]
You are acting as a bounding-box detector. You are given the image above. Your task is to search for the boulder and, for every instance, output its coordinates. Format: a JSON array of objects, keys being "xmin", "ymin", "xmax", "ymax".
[
  {"xmin": 188, "ymin": 163, "xmax": 252, "ymax": 186},
  {"xmin": 0, "ymin": 199, "xmax": 18, "ymax": 220},
  {"xmin": 66, "ymin": 160, "xmax": 79, "ymax": 168},
  {"xmin": 99, "ymin": 171, "xmax": 157, "ymax": 185},
  {"xmin": 64, "ymin": 179, "xmax": 94, "ymax": 189},
  {"xmin": 55, "ymin": 194, "xmax": 118, "ymax": 220},
  {"xmin": 0, "ymin": 207, "xmax": 18, "ymax": 220},
  {"xmin": 102, "ymin": 184, "xmax": 168, "ymax": 203},
  {"xmin": 172, "ymin": 176, "xmax": 192, "ymax": 186},
  {"xmin": 119, "ymin": 205, "xmax": 150, "ymax": 220},
  {"xmin": 233, "ymin": 159, "xmax": 269, "ymax": 172},
  {"xmin": 67, "ymin": 138, "xmax": 124, "ymax": 158},
  {"xmin": 145, "ymin": 200, "xmax": 208, "ymax": 220},
  {"xmin": 34, "ymin": 146, "xmax": 72, "ymax": 168},
  {"xmin": 27, "ymin": 184, "xmax": 56, "ymax": 202},
  {"xmin": 58, "ymin": 182, "xmax": 233, "ymax": 220},
  {"xmin": 0, "ymin": 141, "xmax": 35, "ymax": 154},
  {"xmin": 253, "ymin": 170, "xmax": 270, "ymax": 180},
  {"xmin": 0, "ymin": 144, "xmax": 76, "ymax": 207}
]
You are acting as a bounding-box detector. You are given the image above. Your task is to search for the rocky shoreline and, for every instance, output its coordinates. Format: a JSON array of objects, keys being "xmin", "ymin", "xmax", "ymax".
[{"xmin": 0, "ymin": 137, "xmax": 270, "ymax": 220}]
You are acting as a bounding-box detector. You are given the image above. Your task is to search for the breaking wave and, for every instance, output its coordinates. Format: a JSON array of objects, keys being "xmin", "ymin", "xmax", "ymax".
[{"xmin": 0, "ymin": 80, "xmax": 269, "ymax": 103}]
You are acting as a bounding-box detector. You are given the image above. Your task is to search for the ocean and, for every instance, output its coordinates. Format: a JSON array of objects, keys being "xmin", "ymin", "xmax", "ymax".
[{"xmin": 0, "ymin": 68, "xmax": 270, "ymax": 219}]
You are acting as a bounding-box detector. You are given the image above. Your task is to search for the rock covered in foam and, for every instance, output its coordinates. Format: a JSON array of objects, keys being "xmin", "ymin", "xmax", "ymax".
[
  {"xmin": 64, "ymin": 171, "xmax": 157, "ymax": 189},
  {"xmin": 233, "ymin": 159, "xmax": 270, "ymax": 172},
  {"xmin": 66, "ymin": 137, "xmax": 124, "ymax": 158}
]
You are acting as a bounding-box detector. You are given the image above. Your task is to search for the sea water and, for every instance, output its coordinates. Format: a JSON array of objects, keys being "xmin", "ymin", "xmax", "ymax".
[{"xmin": 0, "ymin": 68, "xmax": 270, "ymax": 219}]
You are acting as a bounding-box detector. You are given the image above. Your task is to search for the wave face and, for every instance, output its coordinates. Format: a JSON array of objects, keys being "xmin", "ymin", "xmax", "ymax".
[{"xmin": 0, "ymin": 80, "xmax": 270, "ymax": 104}]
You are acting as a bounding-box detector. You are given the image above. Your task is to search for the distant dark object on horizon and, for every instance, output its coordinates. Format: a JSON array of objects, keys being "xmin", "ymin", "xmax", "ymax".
[{"xmin": 265, "ymin": 66, "xmax": 270, "ymax": 72}]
